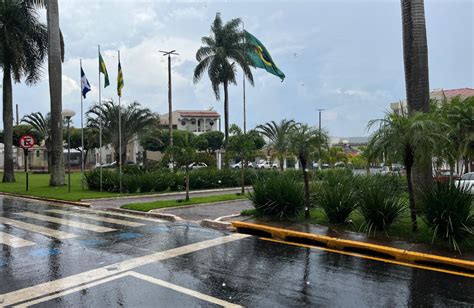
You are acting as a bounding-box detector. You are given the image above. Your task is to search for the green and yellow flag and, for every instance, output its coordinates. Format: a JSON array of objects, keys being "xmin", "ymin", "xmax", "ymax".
[
  {"xmin": 117, "ymin": 60, "xmax": 124, "ymax": 97},
  {"xmin": 99, "ymin": 52, "xmax": 110, "ymax": 88},
  {"xmin": 244, "ymin": 30, "xmax": 285, "ymax": 81}
]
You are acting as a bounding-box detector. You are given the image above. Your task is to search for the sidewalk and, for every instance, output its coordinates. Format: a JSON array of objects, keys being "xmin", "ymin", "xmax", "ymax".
[{"xmin": 84, "ymin": 187, "xmax": 251, "ymax": 210}]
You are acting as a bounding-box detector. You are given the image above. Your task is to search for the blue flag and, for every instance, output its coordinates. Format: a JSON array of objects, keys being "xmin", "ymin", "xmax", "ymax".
[{"xmin": 81, "ymin": 67, "xmax": 91, "ymax": 98}]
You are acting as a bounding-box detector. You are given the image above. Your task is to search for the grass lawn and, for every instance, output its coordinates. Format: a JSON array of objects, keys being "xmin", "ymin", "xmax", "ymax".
[
  {"xmin": 0, "ymin": 172, "xmax": 130, "ymax": 201},
  {"xmin": 122, "ymin": 193, "xmax": 248, "ymax": 212}
]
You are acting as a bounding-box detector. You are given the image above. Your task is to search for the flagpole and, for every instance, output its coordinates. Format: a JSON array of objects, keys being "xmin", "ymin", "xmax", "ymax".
[
  {"xmin": 118, "ymin": 50, "xmax": 123, "ymax": 194},
  {"xmin": 98, "ymin": 45, "xmax": 103, "ymax": 192},
  {"xmin": 80, "ymin": 59, "xmax": 85, "ymax": 190},
  {"xmin": 243, "ymin": 21, "xmax": 247, "ymax": 134}
]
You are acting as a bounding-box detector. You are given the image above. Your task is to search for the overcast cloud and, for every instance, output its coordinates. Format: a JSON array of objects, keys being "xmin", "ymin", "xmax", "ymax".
[{"xmin": 6, "ymin": 0, "xmax": 473, "ymax": 137}]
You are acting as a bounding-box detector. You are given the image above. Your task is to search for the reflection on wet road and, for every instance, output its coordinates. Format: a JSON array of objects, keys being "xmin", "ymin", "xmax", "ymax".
[{"xmin": 0, "ymin": 197, "xmax": 472, "ymax": 307}]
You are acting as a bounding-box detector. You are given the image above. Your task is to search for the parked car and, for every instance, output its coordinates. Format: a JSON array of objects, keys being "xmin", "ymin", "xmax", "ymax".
[
  {"xmin": 255, "ymin": 160, "xmax": 278, "ymax": 169},
  {"xmin": 455, "ymin": 172, "xmax": 474, "ymax": 194},
  {"xmin": 95, "ymin": 161, "xmax": 117, "ymax": 168},
  {"xmin": 230, "ymin": 161, "xmax": 254, "ymax": 169},
  {"xmin": 434, "ymin": 170, "xmax": 459, "ymax": 183},
  {"xmin": 188, "ymin": 162, "xmax": 208, "ymax": 169}
]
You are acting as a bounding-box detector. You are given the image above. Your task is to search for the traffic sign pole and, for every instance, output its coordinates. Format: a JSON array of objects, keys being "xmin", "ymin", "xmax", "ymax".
[
  {"xmin": 19, "ymin": 135, "xmax": 36, "ymax": 192},
  {"xmin": 24, "ymin": 148, "xmax": 28, "ymax": 192}
]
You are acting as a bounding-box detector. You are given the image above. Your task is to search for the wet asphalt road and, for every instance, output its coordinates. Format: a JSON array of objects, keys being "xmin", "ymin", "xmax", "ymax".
[{"xmin": 0, "ymin": 197, "xmax": 473, "ymax": 307}]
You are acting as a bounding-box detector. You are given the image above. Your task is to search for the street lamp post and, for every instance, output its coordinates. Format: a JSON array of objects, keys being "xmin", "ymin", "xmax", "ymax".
[
  {"xmin": 159, "ymin": 50, "xmax": 179, "ymax": 149},
  {"xmin": 62, "ymin": 109, "xmax": 76, "ymax": 193},
  {"xmin": 316, "ymin": 108, "xmax": 325, "ymax": 171}
]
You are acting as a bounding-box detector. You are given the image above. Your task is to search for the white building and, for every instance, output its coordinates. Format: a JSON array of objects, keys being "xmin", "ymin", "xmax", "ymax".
[{"xmin": 160, "ymin": 110, "xmax": 221, "ymax": 134}]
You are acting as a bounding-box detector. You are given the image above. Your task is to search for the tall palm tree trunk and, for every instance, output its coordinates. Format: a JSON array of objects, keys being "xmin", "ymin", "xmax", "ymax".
[
  {"xmin": 47, "ymin": 0, "xmax": 65, "ymax": 186},
  {"xmin": 2, "ymin": 66, "xmax": 15, "ymax": 182},
  {"xmin": 223, "ymin": 80, "xmax": 230, "ymax": 168},
  {"xmin": 401, "ymin": 0, "xmax": 432, "ymax": 204}
]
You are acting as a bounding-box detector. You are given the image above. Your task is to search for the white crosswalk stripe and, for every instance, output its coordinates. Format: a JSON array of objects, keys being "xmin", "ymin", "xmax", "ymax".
[
  {"xmin": 0, "ymin": 232, "xmax": 35, "ymax": 248},
  {"xmin": 45, "ymin": 210, "xmax": 145, "ymax": 227},
  {"xmin": 0, "ymin": 217, "xmax": 77, "ymax": 240},
  {"xmin": 16, "ymin": 212, "xmax": 115, "ymax": 233}
]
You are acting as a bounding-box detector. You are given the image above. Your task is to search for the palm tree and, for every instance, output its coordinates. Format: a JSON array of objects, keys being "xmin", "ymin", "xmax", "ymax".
[
  {"xmin": 86, "ymin": 100, "xmax": 158, "ymax": 166},
  {"xmin": 367, "ymin": 112, "xmax": 448, "ymax": 232},
  {"xmin": 289, "ymin": 124, "xmax": 329, "ymax": 219},
  {"xmin": 0, "ymin": 0, "xmax": 47, "ymax": 182},
  {"xmin": 22, "ymin": 112, "xmax": 51, "ymax": 171},
  {"xmin": 401, "ymin": 0, "xmax": 432, "ymax": 195},
  {"xmin": 193, "ymin": 13, "xmax": 254, "ymax": 145},
  {"xmin": 257, "ymin": 119, "xmax": 295, "ymax": 171}
]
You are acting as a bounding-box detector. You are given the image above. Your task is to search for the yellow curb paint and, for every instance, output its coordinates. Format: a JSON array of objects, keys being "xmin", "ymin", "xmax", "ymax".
[
  {"xmin": 261, "ymin": 238, "xmax": 474, "ymax": 279},
  {"xmin": 232, "ymin": 221, "xmax": 474, "ymax": 272}
]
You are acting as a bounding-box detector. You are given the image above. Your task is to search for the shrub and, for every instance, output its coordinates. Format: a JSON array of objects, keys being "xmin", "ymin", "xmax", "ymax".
[
  {"xmin": 122, "ymin": 174, "xmax": 139, "ymax": 193},
  {"xmin": 419, "ymin": 182, "xmax": 474, "ymax": 252},
  {"xmin": 357, "ymin": 176, "xmax": 406, "ymax": 234},
  {"xmin": 139, "ymin": 173, "xmax": 156, "ymax": 193},
  {"xmin": 154, "ymin": 172, "xmax": 173, "ymax": 192},
  {"xmin": 311, "ymin": 171, "xmax": 358, "ymax": 224},
  {"xmin": 249, "ymin": 173, "xmax": 304, "ymax": 219}
]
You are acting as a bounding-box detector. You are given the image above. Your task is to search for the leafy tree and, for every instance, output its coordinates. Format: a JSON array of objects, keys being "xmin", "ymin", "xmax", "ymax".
[
  {"xmin": 166, "ymin": 132, "xmax": 196, "ymax": 201},
  {"xmin": 289, "ymin": 124, "xmax": 329, "ymax": 219},
  {"xmin": 193, "ymin": 13, "xmax": 254, "ymax": 146},
  {"xmin": 87, "ymin": 100, "xmax": 158, "ymax": 167},
  {"xmin": 0, "ymin": 0, "xmax": 47, "ymax": 182},
  {"xmin": 227, "ymin": 125, "xmax": 259, "ymax": 193},
  {"xmin": 257, "ymin": 119, "xmax": 295, "ymax": 170},
  {"xmin": 22, "ymin": 112, "xmax": 51, "ymax": 171},
  {"xmin": 141, "ymin": 129, "xmax": 194, "ymax": 153},
  {"xmin": 367, "ymin": 112, "xmax": 448, "ymax": 232}
]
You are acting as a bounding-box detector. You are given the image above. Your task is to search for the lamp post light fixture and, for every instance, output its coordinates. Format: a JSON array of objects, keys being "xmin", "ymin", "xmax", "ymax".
[{"xmin": 62, "ymin": 109, "xmax": 76, "ymax": 193}]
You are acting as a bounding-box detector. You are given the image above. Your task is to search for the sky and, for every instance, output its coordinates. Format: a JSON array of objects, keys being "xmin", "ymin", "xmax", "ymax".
[{"xmin": 6, "ymin": 0, "xmax": 474, "ymax": 137}]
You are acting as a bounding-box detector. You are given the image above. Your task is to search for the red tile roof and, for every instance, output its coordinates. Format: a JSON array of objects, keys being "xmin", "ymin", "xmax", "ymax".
[
  {"xmin": 431, "ymin": 88, "xmax": 474, "ymax": 100},
  {"xmin": 177, "ymin": 110, "xmax": 220, "ymax": 117}
]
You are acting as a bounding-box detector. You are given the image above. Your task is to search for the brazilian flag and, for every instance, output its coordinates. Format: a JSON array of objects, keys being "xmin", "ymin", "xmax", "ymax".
[
  {"xmin": 245, "ymin": 30, "xmax": 285, "ymax": 81},
  {"xmin": 99, "ymin": 52, "xmax": 110, "ymax": 88}
]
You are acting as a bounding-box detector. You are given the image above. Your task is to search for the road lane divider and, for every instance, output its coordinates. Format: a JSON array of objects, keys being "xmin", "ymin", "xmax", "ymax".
[
  {"xmin": 45, "ymin": 210, "xmax": 145, "ymax": 227},
  {"xmin": 16, "ymin": 212, "xmax": 115, "ymax": 233},
  {"xmin": 0, "ymin": 232, "xmax": 35, "ymax": 248},
  {"xmin": 231, "ymin": 221, "xmax": 474, "ymax": 274},
  {"xmin": 0, "ymin": 217, "xmax": 77, "ymax": 240}
]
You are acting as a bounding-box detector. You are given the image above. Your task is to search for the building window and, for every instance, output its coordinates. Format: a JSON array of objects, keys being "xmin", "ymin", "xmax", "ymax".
[
  {"xmin": 198, "ymin": 119, "xmax": 201, "ymax": 132},
  {"xmin": 209, "ymin": 120, "xmax": 214, "ymax": 126}
]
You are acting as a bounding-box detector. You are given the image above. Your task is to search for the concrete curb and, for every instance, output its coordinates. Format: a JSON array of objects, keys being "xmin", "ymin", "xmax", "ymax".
[
  {"xmin": 231, "ymin": 221, "xmax": 474, "ymax": 273},
  {"xmin": 81, "ymin": 187, "xmax": 252, "ymax": 202},
  {"xmin": 106, "ymin": 207, "xmax": 182, "ymax": 222},
  {"xmin": 200, "ymin": 219, "xmax": 234, "ymax": 231},
  {"xmin": 0, "ymin": 192, "xmax": 91, "ymax": 207}
]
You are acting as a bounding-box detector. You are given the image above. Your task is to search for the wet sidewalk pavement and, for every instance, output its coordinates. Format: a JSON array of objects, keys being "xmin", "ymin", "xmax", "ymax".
[
  {"xmin": 84, "ymin": 187, "xmax": 251, "ymax": 210},
  {"xmin": 239, "ymin": 218, "xmax": 474, "ymax": 261},
  {"xmin": 152, "ymin": 199, "xmax": 253, "ymax": 221}
]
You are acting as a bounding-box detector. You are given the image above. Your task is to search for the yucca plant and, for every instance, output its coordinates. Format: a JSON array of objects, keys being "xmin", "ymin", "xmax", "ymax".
[
  {"xmin": 419, "ymin": 182, "xmax": 474, "ymax": 252},
  {"xmin": 357, "ymin": 177, "xmax": 407, "ymax": 235},
  {"xmin": 249, "ymin": 173, "xmax": 304, "ymax": 219},
  {"xmin": 312, "ymin": 171, "xmax": 358, "ymax": 224}
]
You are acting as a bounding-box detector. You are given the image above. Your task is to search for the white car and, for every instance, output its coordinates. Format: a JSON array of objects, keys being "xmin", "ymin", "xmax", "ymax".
[
  {"xmin": 456, "ymin": 172, "xmax": 474, "ymax": 194},
  {"xmin": 188, "ymin": 162, "xmax": 208, "ymax": 169},
  {"xmin": 230, "ymin": 161, "xmax": 254, "ymax": 169},
  {"xmin": 255, "ymin": 160, "xmax": 278, "ymax": 169}
]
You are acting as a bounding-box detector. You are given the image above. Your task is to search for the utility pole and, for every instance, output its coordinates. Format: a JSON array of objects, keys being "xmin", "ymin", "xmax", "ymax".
[
  {"xmin": 316, "ymin": 108, "xmax": 325, "ymax": 170},
  {"xmin": 159, "ymin": 50, "xmax": 179, "ymax": 148}
]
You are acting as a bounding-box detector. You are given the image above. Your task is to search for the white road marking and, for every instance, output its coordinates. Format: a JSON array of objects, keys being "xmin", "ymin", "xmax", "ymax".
[
  {"xmin": 0, "ymin": 217, "xmax": 77, "ymax": 240},
  {"xmin": 0, "ymin": 232, "xmax": 35, "ymax": 248},
  {"xmin": 94, "ymin": 210, "xmax": 166, "ymax": 223},
  {"xmin": 14, "ymin": 271, "xmax": 242, "ymax": 308},
  {"xmin": 15, "ymin": 212, "xmax": 115, "ymax": 233},
  {"xmin": 45, "ymin": 210, "xmax": 145, "ymax": 227},
  {"xmin": 128, "ymin": 271, "xmax": 242, "ymax": 307},
  {"xmin": 1, "ymin": 233, "xmax": 250, "ymax": 306}
]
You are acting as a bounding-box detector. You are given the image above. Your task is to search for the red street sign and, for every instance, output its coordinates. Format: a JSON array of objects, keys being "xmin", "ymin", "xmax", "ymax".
[{"xmin": 19, "ymin": 135, "xmax": 36, "ymax": 149}]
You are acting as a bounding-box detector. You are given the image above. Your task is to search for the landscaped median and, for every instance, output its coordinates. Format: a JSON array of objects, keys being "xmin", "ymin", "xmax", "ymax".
[
  {"xmin": 231, "ymin": 221, "xmax": 474, "ymax": 275},
  {"xmin": 121, "ymin": 193, "xmax": 248, "ymax": 212}
]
